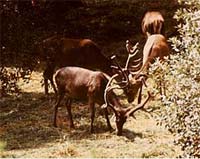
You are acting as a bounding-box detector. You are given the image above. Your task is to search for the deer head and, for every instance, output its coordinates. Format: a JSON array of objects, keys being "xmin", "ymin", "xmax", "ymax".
[
  {"xmin": 124, "ymin": 73, "xmax": 147, "ymax": 103},
  {"xmin": 103, "ymin": 77, "xmax": 151, "ymax": 135},
  {"xmin": 117, "ymin": 41, "xmax": 148, "ymax": 103},
  {"xmin": 101, "ymin": 42, "xmax": 152, "ymax": 135}
]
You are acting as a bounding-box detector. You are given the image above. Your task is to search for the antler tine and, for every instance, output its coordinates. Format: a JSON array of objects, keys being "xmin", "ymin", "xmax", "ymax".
[
  {"xmin": 125, "ymin": 49, "xmax": 139, "ymax": 70},
  {"xmin": 129, "ymin": 61, "xmax": 142, "ymax": 72},
  {"xmin": 126, "ymin": 91, "xmax": 152, "ymax": 117},
  {"xmin": 125, "ymin": 41, "xmax": 140, "ymax": 71},
  {"xmin": 126, "ymin": 40, "xmax": 139, "ymax": 54},
  {"xmin": 110, "ymin": 55, "xmax": 129, "ymax": 85},
  {"xmin": 102, "ymin": 73, "xmax": 122, "ymax": 116},
  {"xmin": 133, "ymin": 57, "xmax": 142, "ymax": 63},
  {"xmin": 102, "ymin": 74, "xmax": 119, "ymax": 108},
  {"xmin": 130, "ymin": 60, "xmax": 150, "ymax": 79},
  {"xmin": 126, "ymin": 57, "xmax": 143, "ymax": 74}
]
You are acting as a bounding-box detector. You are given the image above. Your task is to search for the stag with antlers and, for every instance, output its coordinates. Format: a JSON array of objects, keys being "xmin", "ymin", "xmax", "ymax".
[
  {"xmin": 53, "ymin": 42, "xmax": 151, "ymax": 135},
  {"xmin": 125, "ymin": 33, "xmax": 169, "ymax": 103},
  {"xmin": 53, "ymin": 65, "xmax": 151, "ymax": 135}
]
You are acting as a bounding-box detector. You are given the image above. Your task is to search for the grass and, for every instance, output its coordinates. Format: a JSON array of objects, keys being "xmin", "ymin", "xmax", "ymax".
[{"xmin": 0, "ymin": 71, "xmax": 182, "ymax": 158}]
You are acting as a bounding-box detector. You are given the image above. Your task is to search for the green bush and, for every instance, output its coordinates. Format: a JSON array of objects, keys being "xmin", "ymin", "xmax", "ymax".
[{"xmin": 149, "ymin": 0, "xmax": 200, "ymax": 157}]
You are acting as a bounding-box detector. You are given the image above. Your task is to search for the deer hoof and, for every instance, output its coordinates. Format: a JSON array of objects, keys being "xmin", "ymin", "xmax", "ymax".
[
  {"xmin": 53, "ymin": 123, "xmax": 57, "ymax": 127},
  {"xmin": 70, "ymin": 124, "xmax": 75, "ymax": 129},
  {"xmin": 109, "ymin": 127, "xmax": 115, "ymax": 133},
  {"xmin": 90, "ymin": 128, "xmax": 94, "ymax": 134}
]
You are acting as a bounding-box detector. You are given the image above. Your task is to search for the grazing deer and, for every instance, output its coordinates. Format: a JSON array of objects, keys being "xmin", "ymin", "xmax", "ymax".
[
  {"xmin": 103, "ymin": 73, "xmax": 151, "ymax": 135},
  {"xmin": 142, "ymin": 11, "xmax": 165, "ymax": 37},
  {"xmin": 35, "ymin": 35, "xmax": 113, "ymax": 95},
  {"xmin": 126, "ymin": 34, "xmax": 169, "ymax": 103},
  {"xmin": 36, "ymin": 36, "xmax": 144, "ymax": 104},
  {"xmin": 54, "ymin": 66, "xmax": 151, "ymax": 135}
]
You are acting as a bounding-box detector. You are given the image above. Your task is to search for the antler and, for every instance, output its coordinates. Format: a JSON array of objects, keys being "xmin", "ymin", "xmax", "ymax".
[
  {"xmin": 125, "ymin": 40, "xmax": 143, "ymax": 73},
  {"xmin": 102, "ymin": 41, "xmax": 146, "ymax": 110},
  {"xmin": 101, "ymin": 73, "xmax": 121, "ymax": 112},
  {"xmin": 110, "ymin": 41, "xmax": 142, "ymax": 86},
  {"xmin": 125, "ymin": 41, "xmax": 139, "ymax": 70},
  {"xmin": 110, "ymin": 55, "xmax": 129, "ymax": 87},
  {"xmin": 125, "ymin": 91, "xmax": 152, "ymax": 117},
  {"xmin": 126, "ymin": 40, "xmax": 139, "ymax": 54}
]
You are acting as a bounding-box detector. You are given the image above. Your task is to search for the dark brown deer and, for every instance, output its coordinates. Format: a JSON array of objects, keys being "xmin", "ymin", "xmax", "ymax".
[
  {"xmin": 110, "ymin": 42, "xmax": 146, "ymax": 104},
  {"xmin": 54, "ymin": 66, "xmax": 151, "ymax": 135},
  {"xmin": 103, "ymin": 73, "xmax": 151, "ymax": 135},
  {"xmin": 35, "ymin": 35, "xmax": 113, "ymax": 95},
  {"xmin": 36, "ymin": 36, "xmax": 143, "ymax": 104},
  {"xmin": 141, "ymin": 11, "xmax": 165, "ymax": 37}
]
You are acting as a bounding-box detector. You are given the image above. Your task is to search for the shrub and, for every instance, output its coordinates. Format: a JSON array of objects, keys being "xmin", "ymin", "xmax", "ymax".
[{"xmin": 149, "ymin": 0, "xmax": 200, "ymax": 157}]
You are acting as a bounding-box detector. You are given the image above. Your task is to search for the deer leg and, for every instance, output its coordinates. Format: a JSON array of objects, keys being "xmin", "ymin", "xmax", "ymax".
[
  {"xmin": 53, "ymin": 92, "xmax": 64, "ymax": 127},
  {"xmin": 49, "ymin": 75, "xmax": 57, "ymax": 95},
  {"xmin": 43, "ymin": 69, "xmax": 49, "ymax": 95},
  {"xmin": 138, "ymin": 85, "xmax": 143, "ymax": 104},
  {"xmin": 43, "ymin": 65, "xmax": 56, "ymax": 95},
  {"xmin": 89, "ymin": 99, "xmax": 95, "ymax": 133},
  {"xmin": 66, "ymin": 98, "xmax": 74, "ymax": 129},
  {"xmin": 104, "ymin": 108, "xmax": 113, "ymax": 131}
]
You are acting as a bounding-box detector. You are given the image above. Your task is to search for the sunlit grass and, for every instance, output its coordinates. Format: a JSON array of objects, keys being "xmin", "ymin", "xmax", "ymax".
[{"xmin": 0, "ymin": 70, "xmax": 183, "ymax": 157}]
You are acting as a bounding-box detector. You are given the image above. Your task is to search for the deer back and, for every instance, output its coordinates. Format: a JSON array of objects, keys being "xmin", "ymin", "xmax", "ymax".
[
  {"xmin": 37, "ymin": 35, "xmax": 113, "ymax": 76},
  {"xmin": 143, "ymin": 34, "xmax": 169, "ymax": 65},
  {"xmin": 55, "ymin": 67, "xmax": 111, "ymax": 103},
  {"xmin": 142, "ymin": 11, "xmax": 165, "ymax": 37}
]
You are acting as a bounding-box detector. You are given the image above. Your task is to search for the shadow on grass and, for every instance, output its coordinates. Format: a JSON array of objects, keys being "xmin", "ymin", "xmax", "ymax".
[
  {"xmin": 0, "ymin": 92, "xmax": 59, "ymax": 150},
  {"xmin": 122, "ymin": 128, "xmax": 143, "ymax": 142},
  {"xmin": 0, "ymin": 92, "xmax": 115, "ymax": 150}
]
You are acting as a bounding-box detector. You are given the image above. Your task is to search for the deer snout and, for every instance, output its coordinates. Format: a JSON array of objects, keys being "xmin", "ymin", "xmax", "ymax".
[{"xmin": 115, "ymin": 116, "xmax": 127, "ymax": 136}]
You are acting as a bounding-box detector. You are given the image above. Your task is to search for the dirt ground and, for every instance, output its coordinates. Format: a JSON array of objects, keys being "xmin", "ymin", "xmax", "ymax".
[{"xmin": 0, "ymin": 71, "xmax": 183, "ymax": 158}]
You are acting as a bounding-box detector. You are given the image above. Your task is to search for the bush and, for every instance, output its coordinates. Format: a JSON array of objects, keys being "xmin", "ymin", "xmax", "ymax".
[
  {"xmin": 149, "ymin": 0, "xmax": 200, "ymax": 157},
  {"xmin": 0, "ymin": 67, "xmax": 32, "ymax": 96}
]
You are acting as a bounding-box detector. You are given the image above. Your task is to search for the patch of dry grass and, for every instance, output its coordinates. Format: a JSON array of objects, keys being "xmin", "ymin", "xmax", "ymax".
[{"xmin": 0, "ymin": 71, "xmax": 182, "ymax": 158}]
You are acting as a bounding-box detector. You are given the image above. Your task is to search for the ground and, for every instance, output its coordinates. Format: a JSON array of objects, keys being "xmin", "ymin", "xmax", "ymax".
[{"xmin": 0, "ymin": 71, "xmax": 183, "ymax": 158}]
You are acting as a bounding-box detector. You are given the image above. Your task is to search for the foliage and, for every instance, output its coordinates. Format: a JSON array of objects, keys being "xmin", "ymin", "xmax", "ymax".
[
  {"xmin": 0, "ymin": 67, "xmax": 32, "ymax": 96},
  {"xmin": 0, "ymin": 1, "xmax": 37, "ymax": 95},
  {"xmin": 149, "ymin": 0, "xmax": 200, "ymax": 157}
]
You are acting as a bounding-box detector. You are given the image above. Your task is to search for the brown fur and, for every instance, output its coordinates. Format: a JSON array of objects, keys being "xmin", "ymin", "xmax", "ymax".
[
  {"xmin": 142, "ymin": 34, "xmax": 169, "ymax": 71},
  {"xmin": 54, "ymin": 67, "xmax": 124, "ymax": 135},
  {"xmin": 54, "ymin": 67, "xmax": 150, "ymax": 135},
  {"xmin": 135, "ymin": 34, "xmax": 169, "ymax": 104},
  {"xmin": 36, "ymin": 35, "xmax": 113, "ymax": 94},
  {"xmin": 142, "ymin": 11, "xmax": 165, "ymax": 37}
]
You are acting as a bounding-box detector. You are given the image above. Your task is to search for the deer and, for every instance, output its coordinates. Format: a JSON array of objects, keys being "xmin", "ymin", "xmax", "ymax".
[
  {"xmin": 125, "ymin": 34, "xmax": 169, "ymax": 104},
  {"xmin": 36, "ymin": 35, "xmax": 144, "ymax": 104},
  {"xmin": 35, "ymin": 35, "xmax": 114, "ymax": 95},
  {"xmin": 141, "ymin": 11, "xmax": 165, "ymax": 37},
  {"xmin": 142, "ymin": 34, "xmax": 169, "ymax": 71},
  {"xmin": 53, "ymin": 66, "xmax": 151, "ymax": 136},
  {"xmin": 103, "ymin": 72, "xmax": 152, "ymax": 135}
]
